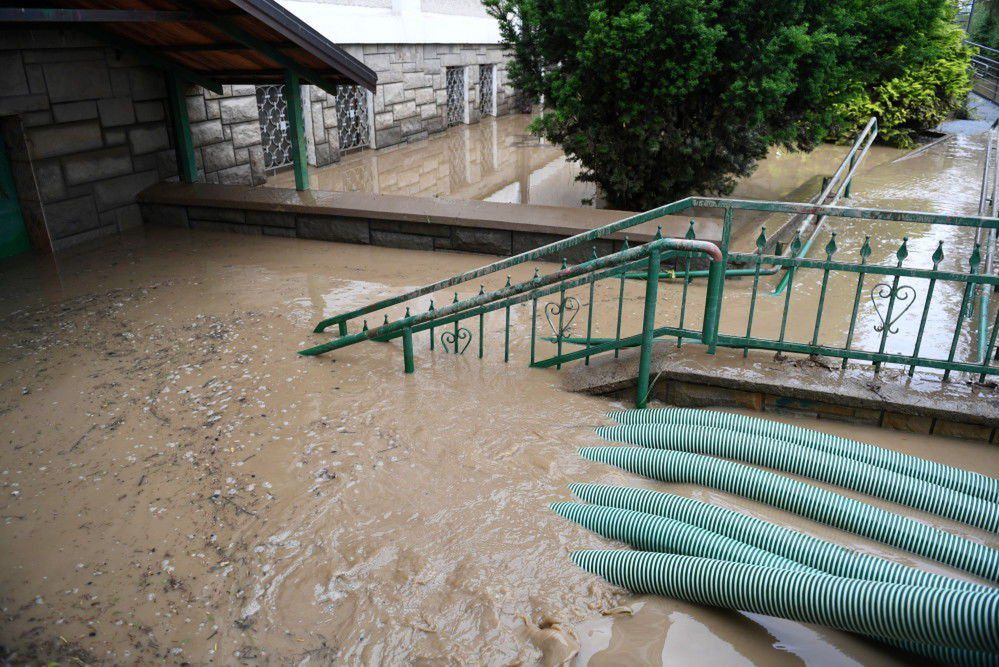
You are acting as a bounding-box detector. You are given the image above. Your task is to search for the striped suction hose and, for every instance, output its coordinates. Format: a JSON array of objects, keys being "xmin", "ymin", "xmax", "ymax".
[
  {"xmin": 568, "ymin": 482, "xmax": 993, "ymax": 593},
  {"xmin": 552, "ymin": 501, "xmax": 997, "ymax": 664},
  {"xmin": 570, "ymin": 550, "xmax": 999, "ymax": 654},
  {"xmin": 579, "ymin": 446, "xmax": 999, "ymax": 581},
  {"xmin": 595, "ymin": 423, "xmax": 999, "ymax": 532},
  {"xmin": 551, "ymin": 501, "xmax": 813, "ymax": 572},
  {"xmin": 608, "ymin": 407, "xmax": 999, "ymax": 504}
]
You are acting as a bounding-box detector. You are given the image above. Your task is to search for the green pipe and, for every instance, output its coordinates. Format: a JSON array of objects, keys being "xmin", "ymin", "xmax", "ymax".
[
  {"xmin": 568, "ymin": 483, "xmax": 991, "ymax": 593},
  {"xmin": 635, "ymin": 249, "xmax": 661, "ymax": 408},
  {"xmin": 577, "ymin": 447, "xmax": 999, "ymax": 581},
  {"xmin": 595, "ymin": 424, "xmax": 999, "ymax": 532},
  {"xmin": 555, "ymin": 500, "xmax": 997, "ymax": 663},
  {"xmin": 570, "ymin": 550, "xmax": 999, "ymax": 654},
  {"xmin": 607, "ymin": 408, "xmax": 999, "ymax": 505},
  {"xmin": 552, "ymin": 502, "xmax": 810, "ymax": 572},
  {"xmin": 623, "ymin": 266, "xmax": 777, "ymax": 281}
]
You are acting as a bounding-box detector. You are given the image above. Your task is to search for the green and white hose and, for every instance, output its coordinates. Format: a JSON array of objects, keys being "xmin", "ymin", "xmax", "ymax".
[
  {"xmin": 608, "ymin": 407, "xmax": 999, "ymax": 504},
  {"xmin": 551, "ymin": 501, "xmax": 813, "ymax": 572},
  {"xmin": 569, "ymin": 482, "xmax": 993, "ymax": 593},
  {"xmin": 571, "ymin": 550, "xmax": 999, "ymax": 654},
  {"xmin": 595, "ymin": 423, "xmax": 999, "ymax": 532},
  {"xmin": 553, "ymin": 500, "xmax": 997, "ymax": 663},
  {"xmin": 579, "ymin": 446, "xmax": 999, "ymax": 581}
]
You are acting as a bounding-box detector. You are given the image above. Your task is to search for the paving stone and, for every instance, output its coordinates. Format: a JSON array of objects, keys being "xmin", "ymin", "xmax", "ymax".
[
  {"xmin": 216, "ymin": 164, "xmax": 253, "ymax": 185},
  {"xmin": 31, "ymin": 159, "xmax": 66, "ymax": 202},
  {"xmin": 370, "ymin": 229, "xmax": 435, "ymax": 251},
  {"xmin": 61, "ymin": 146, "xmax": 133, "ymax": 186},
  {"xmin": 135, "ymin": 100, "xmax": 165, "ymax": 123},
  {"xmin": 92, "ymin": 170, "xmax": 159, "ymax": 210},
  {"xmin": 376, "ymin": 126, "xmax": 403, "ymax": 148},
  {"xmin": 230, "ymin": 121, "xmax": 261, "ymax": 148},
  {"xmin": 881, "ymin": 412, "xmax": 933, "ymax": 434},
  {"xmin": 392, "ymin": 100, "xmax": 418, "ymax": 121},
  {"xmin": 141, "ymin": 204, "xmax": 189, "ymax": 228},
  {"xmin": 382, "ymin": 82, "xmax": 405, "ymax": 106},
  {"xmin": 188, "ymin": 206, "xmax": 245, "ymax": 223},
  {"xmin": 297, "ymin": 215, "xmax": 370, "ymax": 244},
  {"xmin": 371, "ymin": 219, "xmax": 450, "ymax": 238},
  {"xmin": 246, "ymin": 210, "xmax": 296, "ymax": 228},
  {"xmin": 190, "ymin": 220, "xmax": 262, "ymax": 234},
  {"xmin": 128, "ymin": 68, "xmax": 165, "ymax": 101},
  {"xmin": 0, "ymin": 52, "xmax": 29, "ymax": 96},
  {"xmin": 97, "ymin": 97, "xmax": 136, "ymax": 127},
  {"xmin": 451, "ymin": 227, "xmax": 512, "ymax": 255},
  {"xmin": 262, "ymin": 226, "xmax": 296, "ymax": 237},
  {"xmin": 933, "ymin": 420, "xmax": 995, "ymax": 442},
  {"xmin": 42, "ymin": 194, "xmax": 100, "ymax": 239},
  {"xmin": 27, "ymin": 120, "xmax": 103, "ymax": 159},
  {"xmin": 52, "ymin": 101, "xmax": 98, "ymax": 124},
  {"xmin": 190, "ymin": 119, "xmax": 224, "ymax": 146},
  {"xmin": 219, "ymin": 96, "xmax": 259, "ymax": 123},
  {"xmin": 43, "ymin": 60, "xmax": 111, "ymax": 102},
  {"xmin": 128, "ymin": 125, "xmax": 169, "ymax": 155},
  {"xmin": 202, "ymin": 143, "xmax": 236, "ymax": 172},
  {"xmin": 186, "ymin": 95, "xmax": 207, "ymax": 123}
]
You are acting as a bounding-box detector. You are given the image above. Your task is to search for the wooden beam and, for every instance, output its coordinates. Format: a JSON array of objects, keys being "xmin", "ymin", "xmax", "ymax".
[
  {"xmin": 84, "ymin": 26, "xmax": 224, "ymax": 95},
  {"xmin": 284, "ymin": 70, "xmax": 310, "ymax": 192},
  {"xmin": 0, "ymin": 8, "xmax": 196, "ymax": 22},
  {"xmin": 176, "ymin": 1, "xmax": 344, "ymax": 97},
  {"xmin": 165, "ymin": 73, "xmax": 199, "ymax": 184},
  {"xmin": 147, "ymin": 41, "xmax": 296, "ymax": 53}
]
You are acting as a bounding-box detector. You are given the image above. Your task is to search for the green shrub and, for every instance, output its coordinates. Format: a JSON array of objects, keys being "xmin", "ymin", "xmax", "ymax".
[
  {"xmin": 831, "ymin": 18, "xmax": 973, "ymax": 148},
  {"xmin": 970, "ymin": 0, "xmax": 999, "ymax": 51}
]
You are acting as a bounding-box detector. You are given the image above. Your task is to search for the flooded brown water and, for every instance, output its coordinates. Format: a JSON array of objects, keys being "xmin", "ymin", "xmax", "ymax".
[
  {"xmin": 0, "ymin": 221, "xmax": 996, "ymax": 664},
  {"xmin": 265, "ymin": 114, "xmax": 900, "ymax": 209}
]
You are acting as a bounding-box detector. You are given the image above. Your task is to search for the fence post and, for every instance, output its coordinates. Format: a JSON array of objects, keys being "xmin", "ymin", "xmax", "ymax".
[
  {"xmin": 402, "ymin": 327, "xmax": 415, "ymax": 373},
  {"xmin": 635, "ymin": 248, "xmax": 661, "ymax": 409},
  {"xmin": 284, "ymin": 69, "xmax": 310, "ymax": 191},
  {"xmin": 701, "ymin": 207, "xmax": 731, "ymax": 354}
]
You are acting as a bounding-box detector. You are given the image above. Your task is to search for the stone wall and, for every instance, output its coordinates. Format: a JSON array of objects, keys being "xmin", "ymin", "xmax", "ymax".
[
  {"xmin": 183, "ymin": 85, "xmax": 267, "ymax": 186},
  {"xmin": 342, "ymin": 43, "xmax": 512, "ymax": 149},
  {"xmin": 0, "ymin": 29, "xmax": 179, "ymax": 249}
]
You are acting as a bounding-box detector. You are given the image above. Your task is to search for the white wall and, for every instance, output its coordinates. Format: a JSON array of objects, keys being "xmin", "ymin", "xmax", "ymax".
[{"xmin": 279, "ymin": 0, "xmax": 502, "ymax": 44}]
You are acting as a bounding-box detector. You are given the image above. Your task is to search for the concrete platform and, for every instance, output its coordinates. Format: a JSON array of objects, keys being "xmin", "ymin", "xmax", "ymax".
[
  {"xmin": 138, "ymin": 182, "xmax": 721, "ymax": 259},
  {"xmin": 563, "ymin": 342, "xmax": 999, "ymax": 442}
]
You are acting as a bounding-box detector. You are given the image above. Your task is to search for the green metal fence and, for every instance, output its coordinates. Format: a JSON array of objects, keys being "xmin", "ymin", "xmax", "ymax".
[{"xmin": 300, "ymin": 193, "xmax": 999, "ymax": 407}]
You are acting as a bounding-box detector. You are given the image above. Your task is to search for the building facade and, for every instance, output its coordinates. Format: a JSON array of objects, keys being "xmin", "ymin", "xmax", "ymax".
[{"xmin": 0, "ymin": 0, "xmax": 514, "ymax": 251}]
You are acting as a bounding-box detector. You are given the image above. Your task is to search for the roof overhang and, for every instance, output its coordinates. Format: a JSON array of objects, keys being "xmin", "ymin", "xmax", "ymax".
[{"xmin": 0, "ymin": 1, "xmax": 377, "ymax": 95}]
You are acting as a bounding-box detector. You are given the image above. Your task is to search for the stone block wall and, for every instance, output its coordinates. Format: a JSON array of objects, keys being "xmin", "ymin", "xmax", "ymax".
[
  {"xmin": 183, "ymin": 84, "xmax": 267, "ymax": 186},
  {"xmin": 0, "ymin": 29, "xmax": 179, "ymax": 249},
  {"xmin": 340, "ymin": 43, "xmax": 512, "ymax": 150}
]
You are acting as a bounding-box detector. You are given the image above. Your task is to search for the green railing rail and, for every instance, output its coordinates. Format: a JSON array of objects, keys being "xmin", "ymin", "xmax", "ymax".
[
  {"xmin": 770, "ymin": 116, "xmax": 878, "ymax": 295},
  {"xmin": 302, "ymin": 194, "xmax": 999, "ymax": 403},
  {"xmin": 976, "ymin": 119, "xmax": 999, "ymax": 365},
  {"xmin": 967, "ymin": 40, "xmax": 999, "ymax": 102}
]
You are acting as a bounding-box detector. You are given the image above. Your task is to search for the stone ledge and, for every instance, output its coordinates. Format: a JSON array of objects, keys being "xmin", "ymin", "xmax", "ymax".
[
  {"xmin": 138, "ymin": 181, "xmax": 720, "ymax": 245},
  {"xmin": 563, "ymin": 342, "xmax": 998, "ymax": 442}
]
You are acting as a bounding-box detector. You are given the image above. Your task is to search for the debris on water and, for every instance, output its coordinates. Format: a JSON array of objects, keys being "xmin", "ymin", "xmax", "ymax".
[
  {"xmin": 521, "ymin": 614, "xmax": 580, "ymax": 667},
  {"xmin": 600, "ymin": 605, "xmax": 633, "ymax": 616}
]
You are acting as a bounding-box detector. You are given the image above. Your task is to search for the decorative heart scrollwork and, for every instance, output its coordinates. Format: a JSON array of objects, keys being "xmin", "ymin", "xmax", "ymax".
[
  {"xmin": 544, "ymin": 296, "xmax": 581, "ymax": 338},
  {"xmin": 871, "ymin": 283, "xmax": 917, "ymax": 334},
  {"xmin": 440, "ymin": 327, "xmax": 472, "ymax": 354}
]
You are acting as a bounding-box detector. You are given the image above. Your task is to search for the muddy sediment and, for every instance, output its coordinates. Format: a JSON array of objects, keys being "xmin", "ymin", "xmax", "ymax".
[{"xmin": 0, "ymin": 226, "xmax": 995, "ymax": 665}]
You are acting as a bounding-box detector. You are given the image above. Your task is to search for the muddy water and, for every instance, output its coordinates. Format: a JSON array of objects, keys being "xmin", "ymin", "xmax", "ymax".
[
  {"xmin": 265, "ymin": 114, "xmax": 899, "ymax": 209},
  {"xmin": 0, "ymin": 226, "xmax": 996, "ymax": 665}
]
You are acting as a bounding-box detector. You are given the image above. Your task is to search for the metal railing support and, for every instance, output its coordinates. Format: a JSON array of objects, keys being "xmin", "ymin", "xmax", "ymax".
[
  {"xmin": 165, "ymin": 72, "xmax": 198, "ymax": 184},
  {"xmin": 284, "ymin": 69, "xmax": 310, "ymax": 192},
  {"xmin": 701, "ymin": 259, "xmax": 724, "ymax": 353},
  {"xmin": 636, "ymin": 248, "xmax": 662, "ymax": 408},
  {"xmin": 402, "ymin": 327, "xmax": 414, "ymax": 373}
]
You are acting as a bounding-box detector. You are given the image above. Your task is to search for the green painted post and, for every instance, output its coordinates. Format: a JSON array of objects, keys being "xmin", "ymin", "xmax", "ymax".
[
  {"xmin": 636, "ymin": 248, "xmax": 662, "ymax": 409},
  {"xmin": 284, "ymin": 70, "xmax": 309, "ymax": 191},
  {"xmin": 701, "ymin": 260, "xmax": 724, "ymax": 353},
  {"xmin": 165, "ymin": 72, "xmax": 197, "ymax": 183},
  {"xmin": 338, "ymin": 321, "xmax": 348, "ymax": 337},
  {"xmin": 402, "ymin": 327, "xmax": 414, "ymax": 373}
]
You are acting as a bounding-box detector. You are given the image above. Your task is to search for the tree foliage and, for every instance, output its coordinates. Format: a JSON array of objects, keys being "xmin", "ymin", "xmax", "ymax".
[
  {"xmin": 831, "ymin": 14, "xmax": 972, "ymax": 148},
  {"xmin": 485, "ymin": 0, "xmax": 959, "ymax": 209}
]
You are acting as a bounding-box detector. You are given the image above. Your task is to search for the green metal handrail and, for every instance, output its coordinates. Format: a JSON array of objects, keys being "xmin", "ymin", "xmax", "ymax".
[
  {"xmin": 303, "ymin": 195, "xmax": 999, "ymax": 392},
  {"xmin": 771, "ymin": 116, "xmax": 879, "ymax": 295},
  {"xmin": 976, "ymin": 119, "xmax": 998, "ymax": 368}
]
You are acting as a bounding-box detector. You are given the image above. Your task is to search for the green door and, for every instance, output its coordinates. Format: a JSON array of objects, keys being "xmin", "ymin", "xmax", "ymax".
[{"xmin": 0, "ymin": 131, "xmax": 31, "ymax": 258}]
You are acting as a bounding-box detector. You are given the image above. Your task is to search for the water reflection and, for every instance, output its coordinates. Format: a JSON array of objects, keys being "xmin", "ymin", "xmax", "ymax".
[{"xmin": 265, "ymin": 114, "xmax": 901, "ymax": 210}]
